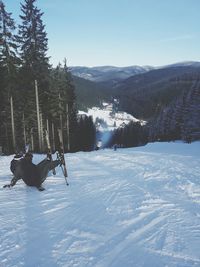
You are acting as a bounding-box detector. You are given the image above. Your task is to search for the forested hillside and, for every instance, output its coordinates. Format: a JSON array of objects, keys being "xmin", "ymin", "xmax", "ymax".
[
  {"xmin": 111, "ymin": 67, "xmax": 200, "ymax": 144},
  {"xmin": 72, "ymin": 75, "xmax": 111, "ymax": 111},
  {"xmin": 114, "ymin": 66, "xmax": 200, "ymax": 119},
  {"xmin": 149, "ymin": 76, "xmax": 200, "ymax": 142}
]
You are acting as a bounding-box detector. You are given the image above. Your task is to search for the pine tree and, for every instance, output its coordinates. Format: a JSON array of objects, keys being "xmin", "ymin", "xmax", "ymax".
[
  {"xmin": 76, "ymin": 115, "xmax": 96, "ymax": 151},
  {"xmin": 0, "ymin": 0, "xmax": 19, "ymax": 153},
  {"xmin": 18, "ymin": 0, "xmax": 50, "ymax": 151},
  {"xmin": 19, "ymin": 0, "xmax": 49, "ymax": 80},
  {"xmin": 48, "ymin": 61, "xmax": 78, "ymax": 152}
]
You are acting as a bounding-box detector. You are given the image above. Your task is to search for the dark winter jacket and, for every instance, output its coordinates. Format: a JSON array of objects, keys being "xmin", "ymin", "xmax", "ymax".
[
  {"xmin": 10, "ymin": 157, "xmax": 24, "ymax": 186},
  {"xmin": 19, "ymin": 158, "xmax": 40, "ymax": 186},
  {"xmin": 10, "ymin": 158, "xmax": 23, "ymax": 179},
  {"xmin": 10, "ymin": 159, "xmax": 20, "ymax": 174}
]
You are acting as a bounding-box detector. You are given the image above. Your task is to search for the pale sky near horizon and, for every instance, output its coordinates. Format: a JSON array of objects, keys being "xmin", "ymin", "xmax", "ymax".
[{"xmin": 5, "ymin": 0, "xmax": 200, "ymax": 67}]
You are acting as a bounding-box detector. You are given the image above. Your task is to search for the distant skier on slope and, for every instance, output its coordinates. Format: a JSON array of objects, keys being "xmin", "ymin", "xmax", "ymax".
[
  {"xmin": 95, "ymin": 139, "xmax": 102, "ymax": 150},
  {"xmin": 3, "ymin": 152, "xmax": 62, "ymax": 191},
  {"xmin": 113, "ymin": 144, "xmax": 118, "ymax": 151}
]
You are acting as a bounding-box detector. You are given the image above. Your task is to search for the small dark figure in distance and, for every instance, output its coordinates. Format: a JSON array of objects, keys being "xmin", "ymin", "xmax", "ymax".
[
  {"xmin": 95, "ymin": 139, "xmax": 102, "ymax": 151},
  {"xmin": 4, "ymin": 152, "xmax": 61, "ymax": 191},
  {"xmin": 113, "ymin": 144, "xmax": 117, "ymax": 151}
]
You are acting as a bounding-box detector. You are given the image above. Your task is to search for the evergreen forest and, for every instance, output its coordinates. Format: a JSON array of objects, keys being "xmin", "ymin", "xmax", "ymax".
[{"xmin": 0, "ymin": 0, "xmax": 96, "ymax": 154}]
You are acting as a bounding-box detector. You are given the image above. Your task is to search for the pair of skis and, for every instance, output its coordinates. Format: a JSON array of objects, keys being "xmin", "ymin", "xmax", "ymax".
[
  {"xmin": 45, "ymin": 130, "xmax": 56, "ymax": 175},
  {"xmin": 57, "ymin": 129, "xmax": 69, "ymax": 186},
  {"xmin": 45, "ymin": 129, "xmax": 69, "ymax": 186}
]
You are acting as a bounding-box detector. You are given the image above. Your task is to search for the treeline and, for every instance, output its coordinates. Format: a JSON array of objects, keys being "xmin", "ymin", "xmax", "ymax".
[
  {"xmin": 109, "ymin": 74, "xmax": 200, "ymax": 148},
  {"xmin": 0, "ymin": 0, "xmax": 96, "ymax": 154},
  {"xmin": 111, "ymin": 122, "xmax": 148, "ymax": 148},
  {"xmin": 149, "ymin": 78, "xmax": 200, "ymax": 143},
  {"xmin": 92, "ymin": 120, "xmax": 148, "ymax": 150}
]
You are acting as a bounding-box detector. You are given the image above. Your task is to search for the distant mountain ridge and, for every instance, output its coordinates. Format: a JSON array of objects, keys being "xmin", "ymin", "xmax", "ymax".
[
  {"xmin": 70, "ymin": 65, "xmax": 153, "ymax": 85},
  {"xmin": 161, "ymin": 61, "xmax": 200, "ymax": 68},
  {"xmin": 70, "ymin": 61, "xmax": 200, "ymax": 84}
]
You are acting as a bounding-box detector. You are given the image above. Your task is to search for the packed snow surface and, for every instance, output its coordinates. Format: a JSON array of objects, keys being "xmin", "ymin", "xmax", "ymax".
[{"xmin": 0, "ymin": 142, "xmax": 200, "ymax": 267}]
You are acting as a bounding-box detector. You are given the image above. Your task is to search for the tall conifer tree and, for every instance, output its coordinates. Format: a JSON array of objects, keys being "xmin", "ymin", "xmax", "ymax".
[
  {"xmin": 19, "ymin": 0, "xmax": 49, "ymax": 80},
  {"xmin": 18, "ymin": 0, "xmax": 50, "ymax": 150},
  {"xmin": 49, "ymin": 61, "xmax": 78, "ymax": 152},
  {"xmin": 0, "ymin": 0, "xmax": 19, "ymax": 153}
]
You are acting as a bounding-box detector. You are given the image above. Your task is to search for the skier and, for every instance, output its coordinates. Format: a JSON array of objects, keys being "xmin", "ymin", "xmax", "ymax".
[
  {"xmin": 4, "ymin": 152, "xmax": 62, "ymax": 191},
  {"xmin": 95, "ymin": 139, "xmax": 102, "ymax": 151},
  {"xmin": 113, "ymin": 144, "xmax": 117, "ymax": 151}
]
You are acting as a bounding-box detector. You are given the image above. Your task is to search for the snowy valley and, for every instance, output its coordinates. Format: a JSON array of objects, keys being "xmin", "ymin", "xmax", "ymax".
[
  {"xmin": 79, "ymin": 102, "xmax": 145, "ymax": 132},
  {"xmin": 0, "ymin": 141, "xmax": 200, "ymax": 267}
]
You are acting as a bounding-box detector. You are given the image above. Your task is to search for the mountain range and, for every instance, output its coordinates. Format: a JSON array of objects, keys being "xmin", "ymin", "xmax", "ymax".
[
  {"xmin": 71, "ymin": 62, "xmax": 200, "ymax": 83},
  {"xmin": 70, "ymin": 65, "xmax": 153, "ymax": 86},
  {"xmin": 71, "ymin": 61, "xmax": 200, "ymax": 120}
]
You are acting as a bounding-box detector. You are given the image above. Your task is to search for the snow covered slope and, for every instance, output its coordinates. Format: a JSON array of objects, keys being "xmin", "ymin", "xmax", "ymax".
[
  {"xmin": 0, "ymin": 142, "xmax": 200, "ymax": 267},
  {"xmin": 79, "ymin": 105, "xmax": 144, "ymax": 131}
]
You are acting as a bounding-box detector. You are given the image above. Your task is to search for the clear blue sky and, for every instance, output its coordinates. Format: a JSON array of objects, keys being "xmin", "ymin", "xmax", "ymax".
[{"xmin": 5, "ymin": 0, "xmax": 200, "ymax": 67}]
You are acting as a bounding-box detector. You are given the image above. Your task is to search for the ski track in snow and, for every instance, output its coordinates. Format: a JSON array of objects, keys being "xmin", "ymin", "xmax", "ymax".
[{"xmin": 0, "ymin": 143, "xmax": 200, "ymax": 267}]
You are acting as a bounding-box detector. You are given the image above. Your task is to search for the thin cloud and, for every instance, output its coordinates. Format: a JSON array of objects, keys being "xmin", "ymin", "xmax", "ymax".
[{"xmin": 160, "ymin": 34, "xmax": 195, "ymax": 42}]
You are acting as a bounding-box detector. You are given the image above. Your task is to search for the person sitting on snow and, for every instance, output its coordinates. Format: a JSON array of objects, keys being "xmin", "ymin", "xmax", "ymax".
[{"xmin": 4, "ymin": 152, "xmax": 62, "ymax": 191}]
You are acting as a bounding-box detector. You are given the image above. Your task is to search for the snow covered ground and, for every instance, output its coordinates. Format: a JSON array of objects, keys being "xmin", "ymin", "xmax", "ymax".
[
  {"xmin": 0, "ymin": 141, "xmax": 200, "ymax": 267},
  {"xmin": 79, "ymin": 106, "xmax": 142, "ymax": 131}
]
